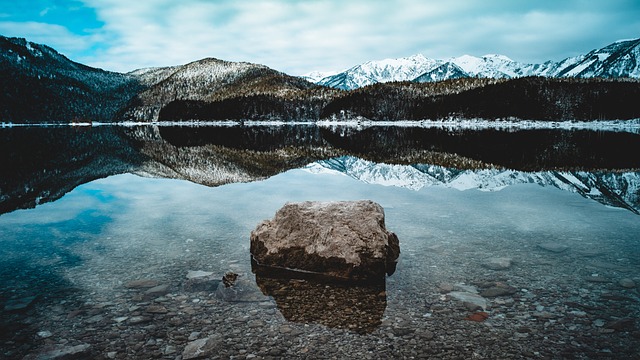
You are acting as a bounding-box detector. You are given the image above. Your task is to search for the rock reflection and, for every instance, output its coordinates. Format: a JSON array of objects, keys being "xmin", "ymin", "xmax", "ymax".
[{"xmin": 253, "ymin": 267, "xmax": 387, "ymax": 334}]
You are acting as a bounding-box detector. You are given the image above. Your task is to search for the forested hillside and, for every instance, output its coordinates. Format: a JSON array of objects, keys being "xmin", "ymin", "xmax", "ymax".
[{"xmin": 159, "ymin": 77, "xmax": 640, "ymax": 121}]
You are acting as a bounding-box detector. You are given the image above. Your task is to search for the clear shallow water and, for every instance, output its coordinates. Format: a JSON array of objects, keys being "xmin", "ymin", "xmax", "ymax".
[
  {"xmin": 2, "ymin": 166, "xmax": 639, "ymax": 359},
  {"xmin": 1, "ymin": 125, "xmax": 639, "ymax": 359}
]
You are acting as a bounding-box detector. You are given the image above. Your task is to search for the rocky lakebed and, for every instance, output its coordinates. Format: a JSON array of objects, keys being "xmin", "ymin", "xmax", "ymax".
[
  {"xmin": 2, "ymin": 230, "xmax": 639, "ymax": 359},
  {"xmin": 1, "ymin": 176, "xmax": 639, "ymax": 360}
]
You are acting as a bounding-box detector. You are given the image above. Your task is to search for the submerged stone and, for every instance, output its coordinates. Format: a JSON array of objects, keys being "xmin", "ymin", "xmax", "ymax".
[
  {"xmin": 250, "ymin": 200, "xmax": 400, "ymax": 281},
  {"xmin": 23, "ymin": 344, "xmax": 91, "ymax": 360},
  {"xmin": 186, "ymin": 270, "xmax": 214, "ymax": 279},
  {"xmin": 125, "ymin": 279, "xmax": 159, "ymax": 289},
  {"xmin": 182, "ymin": 336, "xmax": 223, "ymax": 360},
  {"xmin": 448, "ymin": 291, "xmax": 488, "ymax": 310},
  {"xmin": 4, "ymin": 295, "xmax": 37, "ymax": 312},
  {"xmin": 537, "ymin": 243, "xmax": 569, "ymax": 253},
  {"xmin": 619, "ymin": 278, "xmax": 636, "ymax": 288},
  {"xmin": 482, "ymin": 257, "xmax": 513, "ymax": 270}
]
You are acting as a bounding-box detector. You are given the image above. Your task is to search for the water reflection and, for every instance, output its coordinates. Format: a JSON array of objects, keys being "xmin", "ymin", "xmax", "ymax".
[
  {"xmin": 255, "ymin": 274, "xmax": 387, "ymax": 334},
  {"xmin": 2, "ymin": 124, "xmax": 640, "ymax": 215}
]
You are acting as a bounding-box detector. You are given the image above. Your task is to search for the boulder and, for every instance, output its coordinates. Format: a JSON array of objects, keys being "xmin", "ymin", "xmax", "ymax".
[{"xmin": 250, "ymin": 200, "xmax": 400, "ymax": 281}]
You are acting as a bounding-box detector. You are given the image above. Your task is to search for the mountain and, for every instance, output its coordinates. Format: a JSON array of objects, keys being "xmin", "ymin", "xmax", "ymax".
[
  {"xmin": 3, "ymin": 35, "xmax": 640, "ymax": 123},
  {"xmin": 317, "ymin": 54, "xmax": 443, "ymax": 90},
  {"xmin": 553, "ymin": 38, "xmax": 640, "ymax": 78},
  {"xmin": 307, "ymin": 156, "xmax": 640, "ymax": 214},
  {"xmin": 121, "ymin": 57, "xmax": 318, "ymax": 121},
  {"xmin": 312, "ymin": 38, "xmax": 640, "ymax": 90},
  {"xmin": 0, "ymin": 35, "xmax": 319, "ymax": 123},
  {"xmin": 413, "ymin": 62, "xmax": 469, "ymax": 83},
  {"xmin": 0, "ymin": 36, "xmax": 141, "ymax": 123},
  {"xmin": 300, "ymin": 70, "xmax": 339, "ymax": 83}
]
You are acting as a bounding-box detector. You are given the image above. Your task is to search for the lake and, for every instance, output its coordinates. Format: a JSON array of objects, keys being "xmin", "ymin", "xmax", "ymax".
[{"xmin": 1, "ymin": 123, "xmax": 639, "ymax": 359}]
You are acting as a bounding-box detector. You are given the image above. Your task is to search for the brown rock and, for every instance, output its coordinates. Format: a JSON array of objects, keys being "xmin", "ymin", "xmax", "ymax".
[
  {"xmin": 250, "ymin": 200, "xmax": 400, "ymax": 281},
  {"xmin": 465, "ymin": 312, "xmax": 489, "ymax": 322}
]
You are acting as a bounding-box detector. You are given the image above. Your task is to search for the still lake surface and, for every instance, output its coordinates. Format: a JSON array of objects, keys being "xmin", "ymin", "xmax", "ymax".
[{"xmin": 1, "ymin": 123, "xmax": 639, "ymax": 359}]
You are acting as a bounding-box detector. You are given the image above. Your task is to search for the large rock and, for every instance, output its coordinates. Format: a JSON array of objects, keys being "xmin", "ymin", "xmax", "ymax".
[{"xmin": 250, "ymin": 200, "xmax": 400, "ymax": 281}]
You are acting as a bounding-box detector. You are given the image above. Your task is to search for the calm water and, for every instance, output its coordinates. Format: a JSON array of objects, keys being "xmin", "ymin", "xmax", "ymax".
[{"xmin": 1, "ymin": 124, "xmax": 639, "ymax": 359}]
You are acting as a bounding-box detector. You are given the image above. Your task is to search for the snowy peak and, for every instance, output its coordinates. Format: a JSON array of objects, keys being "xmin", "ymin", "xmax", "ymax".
[
  {"xmin": 413, "ymin": 62, "xmax": 469, "ymax": 83},
  {"xmin": 300, "ymin": 70, "xmax": 339, "ymax": 83},
  {"xmin": 311, "ymin": 38, "xmax": 640, "ymax": 89},
  {"xmin": 450, "ymin": 54, "xmax": 531, "ymax": 78},
  {"xmin": 317, "ymin": 54, "xmax": 443, "ymax": 90},
  {"xmin": 555, "ymin": 38, "xmax": 640, "ymax": 78}
]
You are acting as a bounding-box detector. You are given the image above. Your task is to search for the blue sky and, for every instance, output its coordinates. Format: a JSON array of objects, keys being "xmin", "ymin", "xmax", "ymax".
[{"xmin": 0, "ymin": 0, "xmax": 638, "ymax": 75}]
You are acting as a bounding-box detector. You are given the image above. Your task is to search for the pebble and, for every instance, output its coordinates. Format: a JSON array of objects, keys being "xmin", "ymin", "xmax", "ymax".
[
  {"xmin": 619, "ymin": 278, "xmax": 636, "ymax": 288},
  {"xmin": 479, "ymin": 285, "xmax": 517, "ymax": 298},
  {"xmin": 482, "ymin": 257, "xmax": 513, "ymax": 270},
  {"xmin": 145, "ymin": 284, "xmax": 169, "ymax": 296},
  {"xmin": 37, "ymin": 330, "xmax": 52, "ymax": 338},
  {"xmin": 537, "ymin": 243, "xmax": 569, "ymax": 253},
  {"xmin": 438, "ymin": 283, "xmax": 454, "ymax": 293},
  {"xmin": 125, "ymin": 279, "xmax": 159, "ymax": 289},
  {"xmin": 186, "ymin": 270, "xmax": 214, "ymax": 279},
  {"xmin": 145, "ymin": 305, "xmax": 169, "ymax": 314},
  {"xmin": 4, "ymin": 295, "xmax": 38, "ymax": 312},
  {"xmin": 448, "ymin": 291, "xmax": 488, "ymax": 310}
]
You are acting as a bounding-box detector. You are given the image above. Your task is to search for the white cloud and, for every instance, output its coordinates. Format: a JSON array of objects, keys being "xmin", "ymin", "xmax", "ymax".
[
  {"xmin": 6, "ymin": 0, "xmax": 638, "ymax": 74},
  {"xmin": 0, "ymin": 21, "xmax": 97, "ymax": 52}
]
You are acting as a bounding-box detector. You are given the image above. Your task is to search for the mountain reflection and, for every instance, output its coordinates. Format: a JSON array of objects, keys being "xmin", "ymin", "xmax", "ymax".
[{"xmin": 1, "ymin": 124, "xmax": 639, "ymax": 214}]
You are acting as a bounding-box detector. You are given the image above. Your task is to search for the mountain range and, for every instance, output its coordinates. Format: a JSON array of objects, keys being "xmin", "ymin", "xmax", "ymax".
[
  {"xmin": 1, "ymin": 35, "xmax": 640, "ymax": 123},
  {"xmin": 309, "ymin": 38, "xmax": 640, "ymax": 90}
]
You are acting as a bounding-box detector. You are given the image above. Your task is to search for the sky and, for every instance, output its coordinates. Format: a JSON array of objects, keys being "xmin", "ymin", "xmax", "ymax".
[{"xmin": 0, "ymin": 0, "xmax": 639, "ymax": 75}]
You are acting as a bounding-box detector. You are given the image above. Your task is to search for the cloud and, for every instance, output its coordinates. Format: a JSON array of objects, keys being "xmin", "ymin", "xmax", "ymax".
[
  {"xmin": 5, "ymin": 0, "xmax": 640, "ymax": 74},
  {"xmin": 0, "ymin": 20, "xmax": 98, "ymax": 53}
]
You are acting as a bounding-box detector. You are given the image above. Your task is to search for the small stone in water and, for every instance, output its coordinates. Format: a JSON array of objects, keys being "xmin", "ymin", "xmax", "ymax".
[
  {"xmin": 186, "ymin": 270, "xmax": 213, "ymax": 279},
  {"xmin": 125, "ymin": 279, "xmax": 159, "ymax": 289},
  {"xmin": 537, "ymin": 243, "xmax": 569, "ymax": 253},
  {"xmin": 37, "ymin": 330, "xmax": 52, "ymax": 338},
  {"xmin": 482, "ymin": 257, "xmax": 513, "ymax": 270},
  {"xmin": 465, "ymin": 312, "xmax": 489, "ymax": 322},
  {"xmin": 619, "ymin": 278, "xmax": 636, "ymax": 288}
]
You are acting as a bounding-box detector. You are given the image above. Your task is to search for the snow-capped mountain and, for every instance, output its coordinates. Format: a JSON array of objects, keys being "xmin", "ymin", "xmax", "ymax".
[
  {"xmin": 554, "ymin": 38, "xmax": 640, "ymax": 78},
  {"xmin": 317, "ymin": 54, "xmax": 443, "ymax": 90},
  {"xmin": 306, "ymin": 156, "xmax": 640, "ymax": 214},
  {"xmin": 300, "ymin": 70, "xmax": 339, "ymax": 83},
  {"xmin": 413, "ymin": 62, "xmax": 468, "ymax": 83},
  {"xmin": 312, "ymin": 38, "xmax": 640, "ymax": 90}
]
